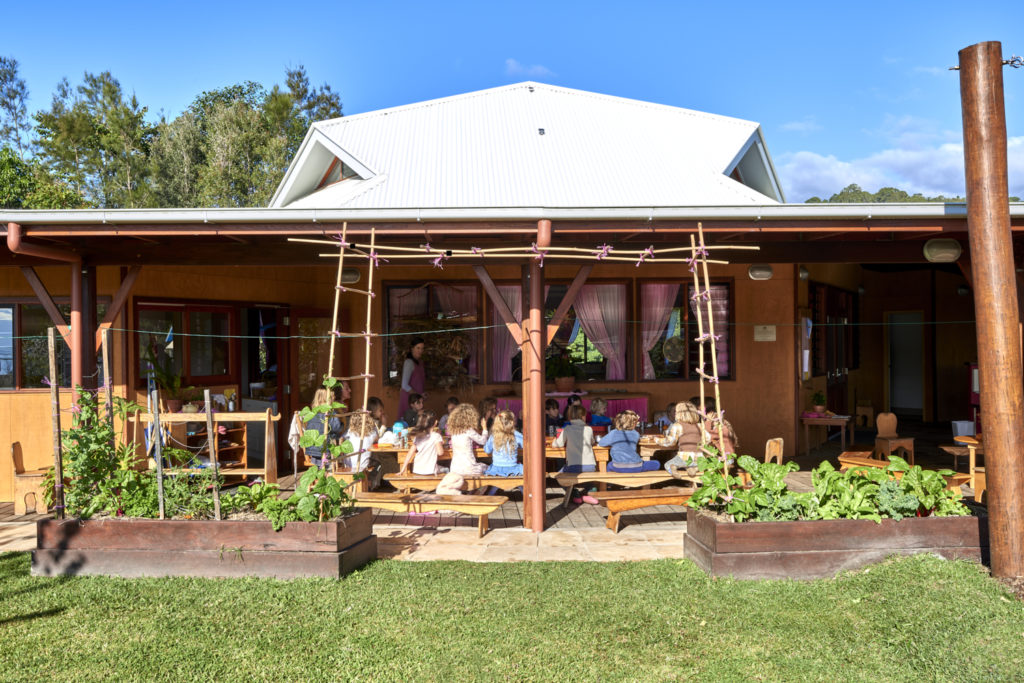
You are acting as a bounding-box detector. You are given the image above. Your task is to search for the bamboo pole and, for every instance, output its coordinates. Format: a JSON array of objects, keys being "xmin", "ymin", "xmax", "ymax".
[
  {"xmin": 204, "ymin": 389, "xmax": 221, "ymax": 520},
  {"xmin": 324, "ymin": 223, "xmax": 348, "ymax": 474},
  {"xmin": 48, "ymin": 328, "xmax": 65, "ymax": 519},
  {"xmin": 150, "ymin": 386, "xmax": 166, "ymax": 519},
  {"xmin": 689, "ymin": 237, "xmax": 708, "ymax": 443},
  {"xmin": 316, "ymin": 251, "xmax": 729, "ymax": 264},
  {"xmin": 959, "ymin": 40, "xmax": 1024, "ymax": 577},
  {"xmin": 698, "ymin": 224, "xmax": 727, "ymax": 492}
]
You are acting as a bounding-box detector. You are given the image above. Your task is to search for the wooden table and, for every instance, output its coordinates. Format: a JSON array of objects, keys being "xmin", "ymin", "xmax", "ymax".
[{"xmin": 801, "ymin": 415, "xmax": 854, "ymax": 457}]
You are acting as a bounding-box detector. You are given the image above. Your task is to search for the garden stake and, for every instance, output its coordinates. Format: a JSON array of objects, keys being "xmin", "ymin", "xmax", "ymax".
[
  {"xmin": 150, "ymin": 386, "xmax": 166, "ymax": 519},
  {"xmin": 697, "ymin": 223, "xmax": 728, "ymax": 494},
  {"xmin": 361, "ymin": 228, "xmax": 377, "ymax": 428},
  {"xmin": 102, "ymin": 328, "xmax": 114, "ymax": 445},
  {"xmin": 48, "ymin": 328, "xmax": 65, "ymax": 519},
  {"xmin": 204, "ymin": 389, "xmax": 221, "ymax": 520}
]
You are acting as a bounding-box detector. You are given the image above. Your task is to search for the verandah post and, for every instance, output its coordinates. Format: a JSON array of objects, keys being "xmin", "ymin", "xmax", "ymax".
[
  {"xmin": 958, "ymin": 40, "xmax": 1024, "ymax": 578},
  {"xmin": 48, "ymin": 327, "xmax": 65, "ymax": 519},
  {"xmin": 524, "ymin": 219, "xmax": 551, "ymax": 532}
]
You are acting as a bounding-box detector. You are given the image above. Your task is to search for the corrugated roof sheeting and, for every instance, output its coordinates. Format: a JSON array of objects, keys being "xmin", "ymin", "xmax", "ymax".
[{"xmin": 285, "ymin": 82, "xmax": 774, "ymax": 209}]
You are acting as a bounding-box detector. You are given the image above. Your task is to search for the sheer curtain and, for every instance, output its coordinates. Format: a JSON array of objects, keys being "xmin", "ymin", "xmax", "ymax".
[
  {"xmin": 689, "ymin": 284, "xmax": 730, "ymax": 378},
  {"xmin": 640, "ymin": 283, "xmax": 679, "ymax": 379},
  {"xmin": 435, "ymin": 285, "xmax": 479, "ymax": 377},
  {"xmin": 490, "ymin": 285, "xmax": 521, "ymax": 382},
  {"xmin": 574, "ymin": 284, "xmax": 627, "ymax": 380}
]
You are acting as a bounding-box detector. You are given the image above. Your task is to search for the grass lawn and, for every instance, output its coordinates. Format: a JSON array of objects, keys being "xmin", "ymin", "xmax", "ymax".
[{"xmin": 1, "ymin": 551, "xmax": 1022, "ymax": 681}]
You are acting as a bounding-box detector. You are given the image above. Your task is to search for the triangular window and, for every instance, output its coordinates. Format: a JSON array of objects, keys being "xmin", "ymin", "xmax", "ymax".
[{"xmin": 317, "ymin": 158, "xmax": 360, "ymax": 188}]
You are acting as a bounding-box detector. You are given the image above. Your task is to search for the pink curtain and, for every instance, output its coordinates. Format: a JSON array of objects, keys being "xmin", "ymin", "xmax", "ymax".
[
  {"xmin": 435, "ymin": 285, "xmax": 479, "ymax": 377},
  {"xmin": 641, "ymin": 283, "xmax": 679, "ymax": 379},
  {"xmin": 690, "ymin": 284, "xmax": 730, "ymax": 378},
  {"xmin": 574, "ymin": 284, "xmax": 627, "ymax": 380},
  {"xmin": 490, "ymin": 285, "xmax": 521, "ymax": 382}
]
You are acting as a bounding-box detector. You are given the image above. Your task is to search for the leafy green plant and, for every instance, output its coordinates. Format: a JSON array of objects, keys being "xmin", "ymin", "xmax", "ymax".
[
  {"xmin": 297, "ymin": 376, "xmax": 354, "ymax": 468},
  {"xmin": 545, "ymin": 348, "xmax": 583, "ymax": 380},
  {"xmin": 689, "ymin": 453, "xmax": 969, "ymax": 523},
  {"xmin": 257, "ymin": 466, "xmax": 356, "ymax": 531},
  {"xmin": 811, "ymin": 390, "xmax": 826, "ymax": 406}
]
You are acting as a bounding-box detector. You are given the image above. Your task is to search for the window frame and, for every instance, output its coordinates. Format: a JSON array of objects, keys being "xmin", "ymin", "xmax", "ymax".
[
  {"xmin": 635, "ymin": 277, "xmax": 736, "ymax": 382},
  {"xmin": 133, "ymin": 299, "xmax": 239, "ymax": 389},
  {"xmin": 0, "ymin": 296, "xmax": 112, "ymax": 391}
]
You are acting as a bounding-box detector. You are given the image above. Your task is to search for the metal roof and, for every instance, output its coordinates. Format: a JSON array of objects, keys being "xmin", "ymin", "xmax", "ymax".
[{"xmin": 271, "ymin": 82, "xmax": 783, "ymax": 209}]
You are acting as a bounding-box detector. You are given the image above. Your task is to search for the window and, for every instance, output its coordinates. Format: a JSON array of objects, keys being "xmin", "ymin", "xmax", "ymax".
[
  {"xmin": 809, "ymin": 283, "xmax": 857, "ymax": 378},
  {"xmin": 545, "ymin": 283, "xmax": 628, "ymax": 382},
  {"xmin": 136, "ymin": 303, "xmax": 235, "ymax": 386},
  {"xmin": 641, "ymin": 281, "xmax": 732, "ymax": 380},
  {"xmin": 384, "ymin": 284, "xmax": 480, "ymax": 387},
  {"xmin": 0, "ymin": 301, "xmax": 108, "ymax": 389}
]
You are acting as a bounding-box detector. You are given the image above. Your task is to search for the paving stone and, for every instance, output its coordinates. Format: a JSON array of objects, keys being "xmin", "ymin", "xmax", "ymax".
[
  {"xmin": 641, "ymin": 529, "xmax": 688, "ymax": 545},
  {"xmin": 536, "ymin": 530, "xmax": 584, "ymax": 547},
  {"xmin": 651, "ymin": 543, "xmax": 689, "ymax": 559},
  {"xmin": 585, "ymin": 543, "xmax": 662, "ymax": 562},
  {"xmin": 536, "ymin": 545, "xmax": 593, "ymax": 562},
  {"xmin": 482, "ymin": 530, "xmax": 539, "ymax": 548},
  {"xmin": 478, "ymin": 546, "xmax": 540, "ymax": 562}
]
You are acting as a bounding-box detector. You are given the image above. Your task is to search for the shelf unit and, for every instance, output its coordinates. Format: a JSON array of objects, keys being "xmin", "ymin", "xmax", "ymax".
[{"xmin": 138, "ymin": 410, "xmax": 281, "ymax": 483}]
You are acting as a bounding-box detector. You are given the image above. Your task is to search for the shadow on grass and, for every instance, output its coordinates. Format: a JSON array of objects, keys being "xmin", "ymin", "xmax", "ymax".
[{"xmin": 0, "ymin": 607, "xmax": 65, "ymax": 626}]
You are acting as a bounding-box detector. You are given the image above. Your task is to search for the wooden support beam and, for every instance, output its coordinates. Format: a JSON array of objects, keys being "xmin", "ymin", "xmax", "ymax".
[
  {"xmin": 546, "ymin": 264, "xmax": 593, "ymax": 344},
  {"xmin": 473, "ymin": 265, "xmax": 523, "ymax": 346},
  {"xmin": 524, "ymin": 219, "xmax": 551, "ymax": 533},
  {"xmin": 959, "ymin": 40, "xmax": 1024, "ymax": 578},
  {"xmin": 19, "ymin": 267, "xmax": 71, "ymax": 345},
  {"xmin": 94, "ymin": 265, "xmax": 141, "ymax": 352}
]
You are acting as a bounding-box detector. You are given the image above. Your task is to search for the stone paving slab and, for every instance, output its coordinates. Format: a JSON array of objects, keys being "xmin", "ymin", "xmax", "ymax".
[{"xmin": 0, "ymin": 523, "xmax": 36, "ymax": 552}]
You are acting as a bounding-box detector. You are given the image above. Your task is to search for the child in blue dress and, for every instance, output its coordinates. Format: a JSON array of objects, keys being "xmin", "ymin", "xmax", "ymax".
[
  {"xmin": 598, "ymin": 409, "xmax": 660, "ymax": 472},
  {"xmin": 484, "ymin": 410, "xmax": 524, "ymax": 476}
]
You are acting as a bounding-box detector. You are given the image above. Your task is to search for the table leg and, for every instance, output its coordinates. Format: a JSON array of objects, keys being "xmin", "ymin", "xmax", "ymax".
[
  {"xmin": 840, "ymin": 422, "xmax": 847, "ymax": 452},
  {"xmin": 804, "ymin": 422, "xmax": 810, "ymax": 458}
]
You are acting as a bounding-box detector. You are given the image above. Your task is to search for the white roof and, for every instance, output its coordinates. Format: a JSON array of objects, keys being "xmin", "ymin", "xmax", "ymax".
[{"xmin": 271, "ymin": 82, "xmax": 784, "ymax": 209}]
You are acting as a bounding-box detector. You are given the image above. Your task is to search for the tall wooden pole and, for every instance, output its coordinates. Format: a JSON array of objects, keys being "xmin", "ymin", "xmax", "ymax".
[
  {"xmin": 48, "ymin": 328, "xmax": 65, "ymax": 519},
  {"xmin": 524, "ymin": 219, "xmax": 550, "ymax": 532},
  {"xmin": 959, "ymin": 40, "xmax": 1024, "ymax": 578}
]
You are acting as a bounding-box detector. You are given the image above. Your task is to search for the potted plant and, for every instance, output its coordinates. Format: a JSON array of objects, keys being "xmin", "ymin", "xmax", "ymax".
[
  {"xmin": 546, "ymin": 349, "xmax": 582, "ymax": 392},
  {"xmin": 811, "ymin": 390, "xmax": 827, "ymax": 415},
  {"xmin": 142, "ymin": 346, "xmax": 194, "ymax": 412}
]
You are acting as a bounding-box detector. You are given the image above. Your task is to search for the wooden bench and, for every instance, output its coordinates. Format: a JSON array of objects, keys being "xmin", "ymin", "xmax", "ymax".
[
  {"xmin": 553, "ymin": 471, "xmax": 682, "ymax": 508},
  {"xmin": 838, "ymin": 453, "xmax": 970, "ymax": 492},
  {"xmin": 591, "ymin": 487, "xmax": 695, "ymax": 533},
  {"xmin": 352, "ymin": 492, "xmax": 508, "ymax": 537},
  {"xmin": 12, "ymin": 444, "xmax": 50, "ymax": 516},
  {"xmin": 384, "ymin": 473, "xmax": 525, "ymax": 493}
]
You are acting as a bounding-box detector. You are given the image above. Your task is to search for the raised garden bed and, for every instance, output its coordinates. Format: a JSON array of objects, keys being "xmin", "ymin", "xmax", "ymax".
[
  {"xmin": 684, "ymin": 510, "xmax": 988, "ymax": 580},
  {"xmin": 31, "ymin": 508, "xmax": 376, "ymax": 579}
]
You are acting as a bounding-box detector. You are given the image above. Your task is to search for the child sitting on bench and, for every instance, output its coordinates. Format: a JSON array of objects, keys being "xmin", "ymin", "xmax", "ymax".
[
  {"xmin": 484, "ymin": 410, "xmax": 524, "ymax": 477},
  {"xmin": 554, "ymin": 403, "xmax": 599, "ymax": 504},
  {"xmin": 447, "ymin": 403, "xmax": 489, "ymax": 476},
  {"xmin": 661, "ymin": 402, "xmax": 704, "ymax": 478},
  {"xmin": 400, "ymin": 411, "xmax": 446, "ymax": 476},
  {"xmin": 599, "ymin": 409, "xmax": 661, "ymax": 472}
]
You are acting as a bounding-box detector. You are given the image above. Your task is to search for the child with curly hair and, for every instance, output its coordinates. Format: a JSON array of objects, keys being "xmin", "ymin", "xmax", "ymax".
[
  {"xmin": 484, "ymin": 410, "xmax": 524, "ymax": 476},
  {"xmin": 446, "ymin": 403, "xmax": 489, "ymax": 476},
  {"xmin": 598, "ymin": 409, "xmax": 660, "ymax": 472}
]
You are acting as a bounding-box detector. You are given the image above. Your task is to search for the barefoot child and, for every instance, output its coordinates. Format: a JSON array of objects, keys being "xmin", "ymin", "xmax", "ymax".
[{"xmin": 661, "ymin": 402, "xmax": 703, "ymax": 478}]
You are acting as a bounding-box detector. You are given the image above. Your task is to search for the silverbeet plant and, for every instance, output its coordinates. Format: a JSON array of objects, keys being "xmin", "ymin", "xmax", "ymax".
[{"xmin": 689, "ymin": 454, "xmax": 969, "ymax": 523}]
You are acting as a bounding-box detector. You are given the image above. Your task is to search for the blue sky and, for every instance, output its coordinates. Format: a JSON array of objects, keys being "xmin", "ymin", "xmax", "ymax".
[{"xmin": 5, "ymin": 0, "xmax": 1022, "ymax": 201}]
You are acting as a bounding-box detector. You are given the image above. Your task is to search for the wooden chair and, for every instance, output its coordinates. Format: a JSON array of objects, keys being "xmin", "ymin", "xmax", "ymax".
[
  {"xmin": 764, "ymin": 438, "xmax": 784, "ymax": 465},
  {"xmin": 855, "ymin": 402, "xmax": 874, "ymax": 429},
  {"xmin": 12, "ymin": 443, "xmax": 49, "ymax": 516},
  {"xmin": 874, "ymin": 412, "xmax": 914, "ymax": 465},
  {"xmin": 956, "ymin": 436, "xmax": 986, "ymax": 503}
]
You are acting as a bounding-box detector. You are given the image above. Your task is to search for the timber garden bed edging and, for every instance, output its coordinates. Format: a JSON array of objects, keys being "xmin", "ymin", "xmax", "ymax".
[
  {"xmin": 684, "ymin": 510, "xmax": 989, "ymax": 580},
  {"xmin": 31, "ymin": 508, "xmax": 376, "ymax": 579}
]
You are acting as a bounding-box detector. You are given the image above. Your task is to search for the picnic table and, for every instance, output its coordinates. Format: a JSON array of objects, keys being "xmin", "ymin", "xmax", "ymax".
[{"xmin": 801, "ymin": 414, "xmax": 855, "ymax": 457}]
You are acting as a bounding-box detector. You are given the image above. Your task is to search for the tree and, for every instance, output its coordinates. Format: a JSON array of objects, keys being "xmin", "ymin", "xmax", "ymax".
[
  {"xmin": 0, "ymin": 145, "xmax": 87, "ymax": 209},
  {"xmin": 0, "ymin": 57, "xmax": 31, "ymax": 158},
  {"xmin": 148, "ymin": 112, "xmax": 203, "ymax": 207},
  {"xmin": 807, "ymin": 183, "xmax": 1019, "ymax": 203}
]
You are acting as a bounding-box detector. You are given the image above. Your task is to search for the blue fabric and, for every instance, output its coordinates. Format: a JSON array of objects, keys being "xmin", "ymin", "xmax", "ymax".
[
  {"xmin": 486, "ymin": 463, "xmax": 524, "ymax": 477},
  {"xmin": 560, "ymin": 464, "xmax": 596, "ymax": 473},
  {"xmin": 484, "ymin": 431, "xmax": 523, "ymax": 468},
  {"xmin": 599, "ymin": 429, "xmax": 642, "ymax": 464},
  {"xmin": 607, "ymin": 460, "xmax": 661, "ymax": 473},
  {"xmin": 590, "ymin": 414, "xmax": 612, "ymax": 426}
]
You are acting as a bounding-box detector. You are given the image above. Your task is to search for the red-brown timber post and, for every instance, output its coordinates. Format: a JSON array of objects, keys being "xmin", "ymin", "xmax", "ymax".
[
  {"xmin": 524, "ymin": 219, "xmax": 551, "ymax": 532},
  {"xmin": 959, "ymin": 40, "xmax": 1024, "ymax": 577}
]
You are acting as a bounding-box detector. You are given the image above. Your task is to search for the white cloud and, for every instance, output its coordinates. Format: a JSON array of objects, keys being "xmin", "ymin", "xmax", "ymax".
[
  {"xmin": 778, "ymin": 136, "xmax": 1024, "ymax": 201},
  {"xmin": 780, "ymin": 117, "xmax": 822, "ymax": 133},
  {"xmin": 505, "ymin": 58, "xmax": 555, "ymax": 79}
]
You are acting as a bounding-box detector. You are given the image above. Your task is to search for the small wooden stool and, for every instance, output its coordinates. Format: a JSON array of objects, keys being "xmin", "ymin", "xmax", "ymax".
[{"xmin": 855, "ymin": 405, "xmax": 874, "ymax": 429}]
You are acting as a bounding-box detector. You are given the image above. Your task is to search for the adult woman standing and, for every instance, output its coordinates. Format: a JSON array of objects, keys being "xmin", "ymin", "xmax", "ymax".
[{"xmin": 398, "ymin": 337, "xmax": 426, "ymax": 419}]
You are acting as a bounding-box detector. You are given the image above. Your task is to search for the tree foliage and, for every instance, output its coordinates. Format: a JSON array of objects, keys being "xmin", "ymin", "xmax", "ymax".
[
  {"xmin": 0, "ymin": 56, "xmax": 31, "ymax": 158},
  {"xmin": 806, "ymin": 183, "xmax": 1021, "ymax": 204},
  {"xmin": 12, "ymin": 59, "xmax": 342, "ymax": 209},
  {"xmin": 0, "ymin": 145, "xmax": 87, "ymax": 209}
]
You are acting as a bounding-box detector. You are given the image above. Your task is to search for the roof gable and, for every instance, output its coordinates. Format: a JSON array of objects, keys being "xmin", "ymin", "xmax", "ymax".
[{"xmin": 272, "ymin": 82, "xmax": 783, "ymax": 209}]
